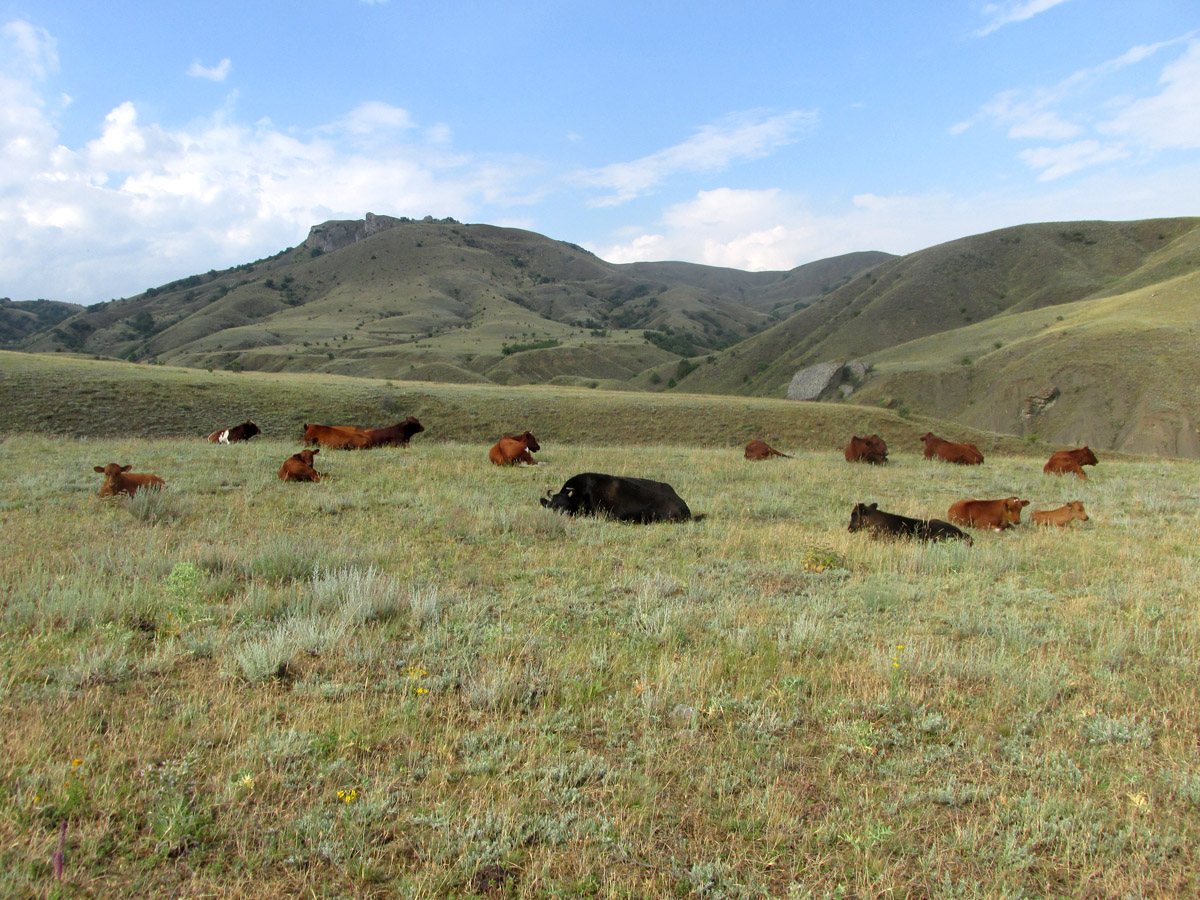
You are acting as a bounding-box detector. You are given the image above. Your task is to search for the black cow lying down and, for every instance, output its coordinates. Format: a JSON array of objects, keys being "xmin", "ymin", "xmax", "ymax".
[
  {"xmin": 541, "ymin": 472, "xmax": 704, "ymax": 523},
  {"xmin": 848, "ymin": 502, "xmax": 971, "ymax": 544}
]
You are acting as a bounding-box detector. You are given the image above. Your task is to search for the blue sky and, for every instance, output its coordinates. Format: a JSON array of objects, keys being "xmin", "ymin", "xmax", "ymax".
[{"xmin": 3, "ymin": 0, "xmax": 1198, "ymax": 303}]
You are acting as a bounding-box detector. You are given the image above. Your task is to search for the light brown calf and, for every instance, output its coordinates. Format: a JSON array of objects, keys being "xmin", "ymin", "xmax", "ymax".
[
  {"xmin": 1031, "ymin": 501, "xmax": 1089, "ymax": 526},
  {"xmin": 94, "ymin": 463, "xmax": 166, "ymax": 498}
]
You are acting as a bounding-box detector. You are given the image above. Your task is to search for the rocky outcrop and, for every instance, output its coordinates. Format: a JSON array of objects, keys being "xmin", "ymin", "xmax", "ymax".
[
  {"xmin": 787, "ymin": 359, "xmax": 868, "ymax": 401},
  {"xmin": 302, "ymin": 213, "xmax": 461, "ymax": 254},
  {"xmin": 1021, "ymin": 387, "xmax": 1060, "ymax": 421}
]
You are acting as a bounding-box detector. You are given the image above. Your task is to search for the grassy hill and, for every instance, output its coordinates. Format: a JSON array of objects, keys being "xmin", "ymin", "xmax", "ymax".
[
  {"xmin": 18, "ymin": 216, "xmax": 887, "ymax": 386},
  {"xmin": 0, "ymin": 298, "xmax": 83, "ymax": 345},
  {"xmin": 680, "ymin": 218, "xmax": 1200, "ymax": 397}
]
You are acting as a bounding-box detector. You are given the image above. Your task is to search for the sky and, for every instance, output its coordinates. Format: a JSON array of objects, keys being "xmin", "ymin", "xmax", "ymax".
[{"xmin": 2, "ymin": 1, "xmax": 1199, "ymax": 305}]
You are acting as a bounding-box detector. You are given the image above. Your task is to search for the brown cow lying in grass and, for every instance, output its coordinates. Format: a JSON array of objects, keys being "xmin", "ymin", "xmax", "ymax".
[
  {"xmin": 279, "ymin": 449, "xmax": 322, "ymax": 482},
  {"xmin": 921, "ymin": 432, "xmax": 984, "ymax": 465},
  {"xmin": 744, "ymin": 440, "xmax": 792, "ymax": 460},
  {"xmin": 947, "ymin": 497, "xmax": 1029, "ymax": 530},
  {"xmin": 94, "ymin": 463, "xmax": 166, "ymax": 498},
  {"xmin": 844, "ymin": 434, "xmax": 888, "ymax": 464},
  {"xmin": 490, "ymin": 432, "xmax": 540, "ymax": 466},
  {"xmin": 1044, "ymin": 447, "xmax": 1098, "ymax": 479},
  {"xmin": 303, "ymin": 423, "xmax": 370, "ymax": 450},
  {"xmin": 1032, "ymin": 501, "xmax": 1089, "ymax": 526}
]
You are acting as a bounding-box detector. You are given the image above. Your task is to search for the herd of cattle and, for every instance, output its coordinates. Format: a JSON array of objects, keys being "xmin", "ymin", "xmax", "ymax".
[{"xmin": 92, "ymin": 418, "xmax": 1097, "ymax": 540}]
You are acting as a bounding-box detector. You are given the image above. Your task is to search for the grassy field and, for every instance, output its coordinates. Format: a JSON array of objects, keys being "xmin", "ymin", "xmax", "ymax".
[{"xmin": 2, "ymin": 428, "xmax": 1199, "ymax": 898}]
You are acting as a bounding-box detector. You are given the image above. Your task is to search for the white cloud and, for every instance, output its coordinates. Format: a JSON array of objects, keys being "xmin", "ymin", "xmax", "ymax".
[
  {"xmin": 573, "ymin": 110, "xmax": 817, "ymax": 207},
  {"xmin": 187, "ymin": 58, "xmax": 232, "ymax": 82},
  {"xmin": 1018, "ymin": 140, "xmax": 1130, "ymax": 180},
  {"xmin": 975, "ymin": 0, "xmax": 1072, "ymax": 37},
  {"xmin": 1099, "ymin": 39, "xmax": 1200, "ymax": 150},
  {"xmin": 2, "ymin": 20, "xmax": 57, "ymax": 79}
]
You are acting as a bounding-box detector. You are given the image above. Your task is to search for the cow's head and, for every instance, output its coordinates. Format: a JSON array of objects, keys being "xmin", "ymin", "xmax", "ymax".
[
  {"xmin": 1004, "ymin": 497, "xmax": 1031, "ymax": 524},
  {"xmin": 1067, "ymin": 500, "xmax": 1089, "ymax": 521},
  {"xmin": 920, "ymin": 432, "xmax": 936, "ymax": 444},
  {"xmin": 1077, "ymin": 446, "xmax": 1099, "ymax": 466},
  {"xmin": 847, "ymin": 502, "xmax": 877, "ymax": 532},
  {"xmin": 523, "ymin": 431, "xmax": 540, "ymax": 452},
  {"xmin": 404, "ymin": 416, "xmax": 425, "ymax": 435},
  {"xmin": 541, "ymin": 484, "xmax": 576, "ymax": 514},
  {"xmin": 94, "ymin": 462, "xmax": 131, "ymax": 478},
  {"xmin": 243, "ymin": 420, "xmax": 261, "ymax": 438},
  {"xmin": 298, "ymin": 449, "xmax": 319, "ymax": 466}
]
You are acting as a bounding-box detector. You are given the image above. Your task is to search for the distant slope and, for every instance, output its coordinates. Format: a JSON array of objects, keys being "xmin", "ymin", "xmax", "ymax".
[
  {"xmin": 681, "ymin": 218, "xmax": 1200, "ymax": 396},
  {"xmin": 848, "ymin": 266, "xmax": 1200, "ymax": 457},
  {"xmin": 0, "ymin": 298, "xmax": 83, "ymax": 346},
  {"xmin": 19, "ymin": 215, "xmax": 887, "ymax": 387}
]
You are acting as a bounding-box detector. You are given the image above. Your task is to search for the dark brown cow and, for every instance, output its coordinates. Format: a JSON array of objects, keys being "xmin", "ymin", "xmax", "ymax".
[
  {"xmin": 1044, "ymin": 447, "xmax": 1098, "ymax": 479},
  {"xmin": 94, "ymin": 463, "xmax": 166, "ymax": 498},
  {"xmin": 921, "ymin": 432, "xmax": 984, "ymax": 465},
  {"xmin": 303, "ymin": 423, "xmax": 371, "ymax": 450},
  {"xmin": 207, "ymin": 420, "xmax": 261, "ymax": 444},
  {"xmin": 947, "ymin": 497, "xmax": 1029, "ymax": 530},
  {"xmin": 363, "ymin": 416, "xmax": 424, "ymax": 448},
  {"xmin": 844, "ymin": 434, "xmax": 888, "ymax": 464},
  {"xmin": 279, "ymin": 449, "xmax": 322, "ymax": 482},
  {"xmin": 1031, "ymin": 501, "xmax": 1089, "ymax": 526},
  {"xmin": 490, "ymin": 431, "xmax": 540, "ymax": 466},
  {"xmin": 744, "ymin": 440, "xmax": 792, "ymax": 460},
  {"xmin": 847, "ymin": 502, "xmax": 971, "ymax": 544}
]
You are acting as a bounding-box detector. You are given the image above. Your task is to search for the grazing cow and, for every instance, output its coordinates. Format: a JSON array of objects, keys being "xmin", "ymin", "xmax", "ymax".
[
  {"xmin": 1032, "ymin": 501, "xmax": 1089, "ymax": 527},
  {"xmin": 541, "ymin": 472, "xmax": 703, "ymax": 523},
  {"xmin": 844, "ymin": 434, "xmax": 888, "ymax": 464},
  {"xmin": 303, "ymin": 423, "xmax": 371, "ymax": 450},
  {"xmin": 1044, "ymin": 447, "xmax": 1099, "ymax": 479},
  {"xmin": 744, "ymin": 440, "xmax": 792, "ymax": 460},
  {"xmin": 847, "ymin": 502, "xmax": 971, "ymax": 544},
  {"xmin": 279, "ymin": 449, "xmax": 322, "ymax": 482},
  {"xmin": 490, "ymin": 431, "xmax": 541, "ymax": 466},
  {"xmin": 921, "ymin": 432, "xmax": 984, "ymax": 465},
  {"xmin": 363, "ymin": 416, "xmax": 424, "ymax": 448},
  {"xmin": 207, "ymin": 420, "xmax": 261, "ymax": 444},
  {"xmin": 94, "ymin": 463, "xmax": 166, "ymax": 498},
  {"xmin": 947, "ymin": 497, "xmax": 1029, "ymax": 530}
]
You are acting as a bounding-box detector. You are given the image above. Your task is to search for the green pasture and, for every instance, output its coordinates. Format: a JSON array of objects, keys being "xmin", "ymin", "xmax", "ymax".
[{"xmin": 1, "ymin": 430, "xmax": 1198, "ymax": 898}]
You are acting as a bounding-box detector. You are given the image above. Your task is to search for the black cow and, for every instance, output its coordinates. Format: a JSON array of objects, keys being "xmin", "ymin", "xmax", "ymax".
[
  {"xmin": 541, "ymin": 473, "xmax": 704, "ymax": 523},
  {"xmin": 208, "ymin": 420, "xmax": 261, "ymax": 443},
  {"xmin": 847, "ymin": 502, "xmax": 971, "ymax": 544}
]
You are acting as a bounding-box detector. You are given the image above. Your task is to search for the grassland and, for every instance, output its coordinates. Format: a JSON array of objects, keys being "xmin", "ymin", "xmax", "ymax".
[{"xmin": 2, "ymin": 425, "xmax": 1199, "ymax": 897}]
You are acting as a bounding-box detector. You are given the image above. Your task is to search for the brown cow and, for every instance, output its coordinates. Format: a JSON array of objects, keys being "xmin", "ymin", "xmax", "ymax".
[
  {"xmin": 363, "ymin": 416, "xmax": 424, "ymax": 448},
  {"xmin": 279, "ymin": 449, "xmax": 322, "ymax": 482},
  {"xmin": 207, "ymin": 420, "xmax": 261, "ymax": 443},
  {"xmin": 490, "ymin": 431, "xmax": 540, "ymax": 466},
  {"xmin": 947, "ymin": 496, "xmax": 1029, "ymax": 530},
  {"xmin": 94, "ymin": 463, "xmax": 166, "ymax": 498},
  {"xmin": 1044, "ymin": 447, "xmax": 1098, "ymax": 479},
  {"xmin": 303, "ymin": 423, "xmax": 370, "ymax": 450},
  {"xmin": 844, "ymin": 434, "xmax": 888, "ymax": 464},
  {"xmin": 921, "ymin": 432, "xmax": 984, "ymax": 465},
  {"xmin": 1031, "ymin": 501, "xmax": 1089, "ymax": 526},
  {"xmin": 745, "ymin": 440, "xmax": 792, "ymax": 460}
]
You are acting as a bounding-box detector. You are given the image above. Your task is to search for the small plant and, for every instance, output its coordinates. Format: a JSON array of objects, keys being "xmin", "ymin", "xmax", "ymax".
[{"xmin": 802, "ymin": 546, "xmax": 847, "ymax": 573}]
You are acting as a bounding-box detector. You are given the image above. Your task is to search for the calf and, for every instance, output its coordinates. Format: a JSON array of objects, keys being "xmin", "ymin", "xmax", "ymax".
[
  {"xmin": 94, "ymin": 463, "xmax": 166, "ymax": 498},
  {"xmin": 847, "ymin": 502, "xmax": 971, "ymax": 544},
  {"xmin": 207, "ymin": 420, "xmax": 261, "ymax": 444},
  {"xmin": 490, "ymin": 431, "xmax": 541, "ymax": 466},
  {"xmin": 744, "ymin": 439, "xmax": 792, "ymax": 460},
  {"xmin": 279, "ymin": 449, "xmax": 322, "ymax": 482},
  {"xmin": 1031, "ymin": 501, "xmax": 1089, "ymax": 526},
  {"xmin": 921, "ymin": 432, "xmax": 984, "ymax": 465},
  {"xmin": 541, "ymin": 472, "xmax": 703, "ymax": 523},
  {"xmin": 947, "ymin": 497, "xmax": 1029, "ymax": 530},
  {"xmin": 1044, "ymin": 447, "xmax": 1098, "ymax": 479},
  {"xmin": 844, "ymin": 434, "xmax": 888, "ymax": 464},
  {"xmin": 303, "ymin": 423, "xmax": 370, "ymax": 450}
]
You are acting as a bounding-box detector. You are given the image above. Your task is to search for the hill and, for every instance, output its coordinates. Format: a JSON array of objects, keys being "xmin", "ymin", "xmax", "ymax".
[
  {"xmin": 0, "ymin": 297, "xmax": 83, "ymax": 345},
  {"xmin": 17, "ymin": 214, "xmax": 888, "ymax": 386}
]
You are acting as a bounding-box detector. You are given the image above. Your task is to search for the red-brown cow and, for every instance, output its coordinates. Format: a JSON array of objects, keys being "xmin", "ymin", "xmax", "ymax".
[
  {"xmin": 947, "ymin": 496, "xmax": 1029, "ymax": 530},
  {"xmin": 363, "ymin": 416, "xmax": 424, "ymax": 448},
  {"xmin": 490, "ymin": 431, "xmax": 540, "ymax": 466},
  {"xmin": 1031, "ymin": 501, "xmax": 1089, "ymax": 526},
  {"xmin": 745, "ymin": 440, "xmax": 792, "ymax": 460},
  {"xmin": 844, "ymin": 434, "xmax": 888, "ymax": 464},
  {"xmin": 279, "ymin": 449, "xmax": 322, "ymax": 482},
  {"xmin": 94, "ymin": 463, "xmax": 166, "ymax": 498},
  {"xmin": 303, "ymin": 423, "xmax": 371, "ymax": 450},
  {"xmin": 921, "ymin": 432, "xmax": 984, "ymax": 465},
  {"xmin": 1043, "ymin": 447, "xmax": 1098, "ymax": 479}
]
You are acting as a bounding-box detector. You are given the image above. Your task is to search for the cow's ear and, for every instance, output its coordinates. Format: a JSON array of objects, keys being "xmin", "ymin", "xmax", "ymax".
[
  {"xmin": 311, "ymin": 448, "xmax": 319, "ymax": 455},
  {"xmin": 121, "ymin": 465, "xmax": 132, "ymax": 472},
  {"xmin": 868, "ymin": 502, "xmax": 878, "ymax": 510},
  {"xmin": 94, "ymin": 466, "xmax": 104, "ymax": 473}
]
